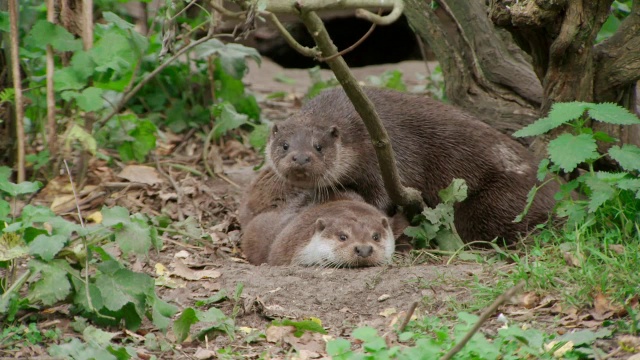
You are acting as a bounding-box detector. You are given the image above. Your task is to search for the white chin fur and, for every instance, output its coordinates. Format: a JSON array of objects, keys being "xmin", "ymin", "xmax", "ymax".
[
  {"xmin": 293, "ymin": 233, "xmax": 337, "ymax": 266},
  {"xmin": 383, "ymin": 232, "xmax": 395, "ymax": 263}
]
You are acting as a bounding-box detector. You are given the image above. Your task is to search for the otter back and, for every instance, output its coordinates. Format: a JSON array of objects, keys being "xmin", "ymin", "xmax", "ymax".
[{"xmin": 265, "ymin": 87, "xmax": 559, "ymax": 243}]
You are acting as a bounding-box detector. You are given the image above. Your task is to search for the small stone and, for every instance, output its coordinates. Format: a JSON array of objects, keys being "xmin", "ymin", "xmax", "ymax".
[{"xmin": 378, "ymin": 294, "xmax": 391, "ymax": 302}]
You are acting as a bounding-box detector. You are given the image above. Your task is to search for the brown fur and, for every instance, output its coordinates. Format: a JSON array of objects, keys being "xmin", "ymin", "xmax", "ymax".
[
  {"xmin": 264, "ymin": 87, "xmax": 559, "ymax": 243},
  {"xmin": 267, "ymin": 200, "xmax": 395, "ymax": 267}
]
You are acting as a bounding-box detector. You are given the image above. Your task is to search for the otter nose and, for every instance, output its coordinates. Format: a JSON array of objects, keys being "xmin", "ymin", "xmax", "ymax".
[
  {"xmin": 292, "ymin": 153, "xmax": 311, "ymax": 165},
  {"xmin": 354, "ymin": 245, "xmax": 373, "ymax": 258}
]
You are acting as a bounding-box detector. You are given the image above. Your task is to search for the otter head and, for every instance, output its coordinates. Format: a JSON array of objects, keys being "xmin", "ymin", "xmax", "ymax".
[
  {"xmin": 266, "ymin": 122, "xmax": 344, "ymax": 189},
  {"xmin": 294, "ymin": 215, "xmax": 395, "ymax": 267}
]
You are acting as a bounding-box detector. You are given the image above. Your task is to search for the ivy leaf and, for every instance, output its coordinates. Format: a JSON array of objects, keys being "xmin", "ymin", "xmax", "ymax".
[
  {"xmin": 29, "ymin": 234, "xmax": 67, "ymax": 261},
  {"xmin": 102, "ymin": 207, "xmax": 152, "ymax": 256},
  {"xmin": 589, "ymin": 103, "xmax": 640, "ymax": 125},
  {"xmin": 28, "ymin": 259, "xmax": 72, "ymax": 306},
  {"xmin": 583, "ymin": 174, "xmax": 615, "ymax": 213},
  {"xmin": 173, "ymin": 307, "xmax": 198, "ymax": 343},
  {"xmin": 212, "ymin": 102, "xmax": 249, "ymax": 139},
  {"xmin": 608, "ymin": 144, "xmax": 640, "ymax": 172},
  {"xmin": 23, "ymin": 20, "xmax": 83, "ymax": 52},
  {"xmin": 547, "ymin": 133, "xmax": 598, "ymax": 173},
  {"xmin": 513, "ymin": 102, "xmax": 590, "ymax": 137}
]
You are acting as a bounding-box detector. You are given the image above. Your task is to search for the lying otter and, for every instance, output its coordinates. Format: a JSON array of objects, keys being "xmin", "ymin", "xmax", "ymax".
[
  {"xmin": 254, "ymin": 87, "xmax": 558, "ymax": 243},
  {"xmin": 241, "ymin": 197, "xmax": 396, "ymax": 267}
]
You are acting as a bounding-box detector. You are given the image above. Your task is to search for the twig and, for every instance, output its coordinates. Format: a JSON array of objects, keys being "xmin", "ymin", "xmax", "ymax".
[
  {"xmin": 46, "ymin": 0, "xmax": 57, "ymax": 159},
  {"xmin": 440, "ymin": 281, "xmax": 525, "ymax": 360},
  {"xmin": 263, "ymin": 11, "xmax": 317, "ymax": 58},
  {"xmin": 63, "ymin": 160, "xmax": 114, "ymax": 321},
  {"xmin": 399, "ymin": 301, "xmax": 419, "ymax": 332},
  {"xmin": 319, "ymin": 9, "xmax": 380, "ymax": 62},
  {"xmin": 8, "ymin": 0, "xmax": 25, "ymax": 182},
  {"xmin": 155, "ymin": 154, "xmax": 185, "ymax": 222},
  {"xmin": 203, "ymin": 126, "xmax": 241, "ymax": 189},
  {"xmin": 354, "ymin": 0, "xmax": 403, "ymax": 25}
]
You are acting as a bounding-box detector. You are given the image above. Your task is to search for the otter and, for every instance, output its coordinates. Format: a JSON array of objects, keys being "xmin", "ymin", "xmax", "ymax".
[
  {"xmin": 241, "ymin": 192, "xmax": 405, "ymax": 265},
  {"xmin": 259, "ymin": 87, "xmax": 559, "ymax": 243},
  {"xmin": 241, "ymin": 199, "xmax": 395, "ymax": 267}
]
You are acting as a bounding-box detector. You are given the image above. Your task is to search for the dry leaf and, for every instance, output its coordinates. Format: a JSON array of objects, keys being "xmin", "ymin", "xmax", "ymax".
[
  {"xmin": 379, "ymin": 308, "xmax": 397, "ymax": 318},
  {"xmin": 521, "ymin": 292, "xmax": 540, "ymax": 309},
  {"xmin": 174, "ymin": 250, "xmax": 190, "ymax": 259},
  {"xmin": 378, "ymin": 294, "xmax": 391, "ymax": 302},
  {"xmin": 619, "ymin": 335, "xmax": 640, "ymax": 352},
  {"xmin": 171, "ymin": 259, "xmax": 221, "ymax": 281},
  {"xmin": 86, "ymin": 211, "xmax": 103, "ymax": 223},
  {"xmin": 563, "ymin": 251, "xmax": 582, "ymax": 267},
  {"xmin": 193, "ymin": 347, "xmax": 217, "ymax": 360},
  {"xmin": 609, "ymin": 244, "xmax": 625, "ymax": 255},
  {"xmin": 118, "ymin": 165, "xmax": 164, "ymax": 185},
  {"xmin": 266, "ymin": 325, "xmax": 296, "ymax": 343},
  {"xmin": 592, "ymin": 292, "xmax": 625, "ymax": 320}
]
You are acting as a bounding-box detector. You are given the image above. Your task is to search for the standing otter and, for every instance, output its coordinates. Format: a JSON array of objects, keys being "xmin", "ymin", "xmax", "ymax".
[
  {"xmin": 242, "ymin": 198, "xmax": 396, "ymax": 267},
  {"xmin": 259, "ymin": 87, "xmax": 558, "ymax": 243}
]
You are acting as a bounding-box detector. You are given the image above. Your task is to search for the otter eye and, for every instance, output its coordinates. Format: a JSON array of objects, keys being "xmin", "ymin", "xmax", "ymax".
[
  {"xmin": 282, "ymin": 142, "xmax": 289, "ymax": 151},
  {"xmin": 372, "ymin": 233, "xmax": 380, "ymax": 241},
  {"xmin": 315, "ymin": 144, "xmax": 322, "ymax": 152},
  {"xmin": 339, "ymin": 234, "xmax": 348, "ymax": 241}
]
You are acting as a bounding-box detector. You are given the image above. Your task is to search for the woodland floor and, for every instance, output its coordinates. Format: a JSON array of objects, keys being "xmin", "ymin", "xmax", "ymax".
[{"xmin": 5, "ymin": 59, "xmax": 630, "ymax": 359}]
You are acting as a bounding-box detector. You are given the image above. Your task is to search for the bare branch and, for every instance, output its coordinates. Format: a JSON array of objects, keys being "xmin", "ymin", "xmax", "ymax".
[
  {"xmin": 8, "ymin": 0, "xmax": 24, "ymax": 182},
  {"xmin": 354, "ymin": 0, "xmax": 403, "ymax": 25},
  {"xmin": 263, "ymin": 12, "xmax": 318, "ymax": 58},
  {"xmin": 298, "ymin": 8, "xmax": 426, "ymax": 216},
  {"xmin": 265, "ymin": 0, "xmax": 394, "ymax": 14}
]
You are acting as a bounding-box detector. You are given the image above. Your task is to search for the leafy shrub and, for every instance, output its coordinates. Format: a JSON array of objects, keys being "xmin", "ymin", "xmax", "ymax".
[{"xmin": 514, "ymin": 102, "xmax": 640, "ymax": 242}]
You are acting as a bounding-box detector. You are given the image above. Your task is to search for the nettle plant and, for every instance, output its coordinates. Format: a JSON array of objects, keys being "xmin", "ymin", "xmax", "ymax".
[
  {"xmin": 513, "ymin": 102, "xmax": 640, "ymax": 241},
  {"xmin": 0, "ymin": 167, "xmax": 177, "ymax": 331}
]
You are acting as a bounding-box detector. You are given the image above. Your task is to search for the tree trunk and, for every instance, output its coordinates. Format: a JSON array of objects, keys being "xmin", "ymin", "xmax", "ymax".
[
  {"xmin": 404, "ymin": 0, "xmax": 543, "ymax": 135},
  {"xmin": 405, "ymin": 0, "xmax": 640, "ymax": 158}
]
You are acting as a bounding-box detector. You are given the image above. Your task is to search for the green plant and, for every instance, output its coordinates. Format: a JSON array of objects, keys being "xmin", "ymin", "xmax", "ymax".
[
  {"xmin": 326, "ymin": 313, "xmax": 613, "ymax": 359},
  {"xmin": 514, "ymin": 102, "xmax": 640, "ymax": 241},
  {"xmin": 367, "ymin": 70, "xmax": 407, "ymax": 92},
  {"xmin": 0, "ymin": 167, "xmax": 177, "ymax": 331},
  {"xmin": 404, "ymin": 179, "xmax": 468, "ymax": 250},
  {"xmin": 305, "ymin": 66, "xmax": 339, "ymax": 99}
]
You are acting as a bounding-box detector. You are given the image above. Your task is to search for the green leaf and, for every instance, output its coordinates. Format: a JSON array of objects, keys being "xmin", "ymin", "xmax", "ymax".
[
  {"xmin": 28, "ymin": 259, "xmax": 72, "ymax": 306},
  {"xmin": 0, "ymin": 199, "xmax": 10, "ymax": 221},
  {"xmin": 117, "ymin": 119, "xmax": 156, "ymax": 163},
  {"xmin": 0, "ymin": 178, "xmax": 42, "ymax": 196},
  {"xmin": 194, "ymin": 290, "xmax": 228, "ymax": 306},
  {"xmin": 91, "ymin": 30, "xmax": 144, "ymax": 74},
  {"xmin": 617, "ymin": 178, "xmax": 640, "ymax": 198},
  {"xmin": 589, "ymin": 103, "xmax": 640, "ymax": 125},
  {"xmin": 547, "ymin": 133, "xmax": 599, "ymax": 172},
  {"xmin": 54, "ymin": 67, "xmax": 87, "ymax": 91},
  {"xmin": 326, "ymin": 338, "xmax": 352, "ymax": 358},
  {"xmin": 438, "ymin": 178, "xmax": 468, "ymax": 204},
  {"xmin": 23, "ymin": 20, "xmax": 83, "ymax": 52},
  {"xmin": 536, "ymin": 158, "xmax": 550, "ymax": 182},
  {"xmin": 102, "ymin": 207, "xmax": 152, "ymax": 256},
  {"xmin": 592, "ymin": 131, "xmax": 617, "ymax": 143},
  {"xmin": 71, "ymin": 276, "xmax": 104, "ymax": 313},
  {"xmin": 513, "ymin": 102, "xmax": 590, "ymax": 137},
  {"xmin": 213, "ymin": 58, "xmax": 261, "ymax": 120},
  {"xmin": 0, "ymin": 11, "xmax": 9, "ymax": 32},
  {"xmin": 608, "ymin": 144, "xmax": 640, "ymax": 171},
  {"xmin": 83, "ymin": 326, "xmax": 118, "ymax": 347},
  {"xmin": 583, "ymin": 175, "xmax": 615, "ymax": 213},
  {"xmin": 272, "ymin": 319, "xmax": 327, "ymax": 337},
  {"xmin": 29, "ymin": 234, "xmax": 67, "ymax": 261},
  {"xmin": 0, "ymin": 232, "xmax": 29, "ymax": 261},
  {"xmin": 212, "ymin": 102, "xmax": 249, "ymax": 139},
  {"xmin": 173, "ymin": 307, "xmax": 198, "ymax": 343},
  {"xmin": 95, "ymin": 267, "xmax": 154, "ymax": 317},
  {"xmin": 66, "ymin": 124, "xmax": 98, "ymax": 155},
  {"xmin": 150, "ymin": 295, "xmax": 178, "ymax": 332},
  {"xmin": 248, "ymin": 123, "xmax": 269, "ymax": 151},
  {"xmin": 557, "ymin": 328, "xmax": 612, "ymax": 347},
  {"xmin": 49, "ymin": 337, "xmax": 119, "ymax": 360},
  {"xmin": 194, "ymin": 39, "xmax": 261, "ymax": 79},
  {"xmin": 76, "ymin": 87, "xmax": 105, "ymax": 112}
]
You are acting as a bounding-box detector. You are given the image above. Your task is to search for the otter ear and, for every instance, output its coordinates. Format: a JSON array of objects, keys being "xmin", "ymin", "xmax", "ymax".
[
  {"xmin": 330, "ymin": 126, "xmax": 339, "ymax": 138},
  {"xmin": 315, "ymin": 218, "xmax": 326, "ymax": 232},
  {"xmin": 381, "ymin": 217, "xmax": 389, "ymax": 228},
  {"xmin": 272, "ymin": 124, "xmax": 279, "ymax": 134}
]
